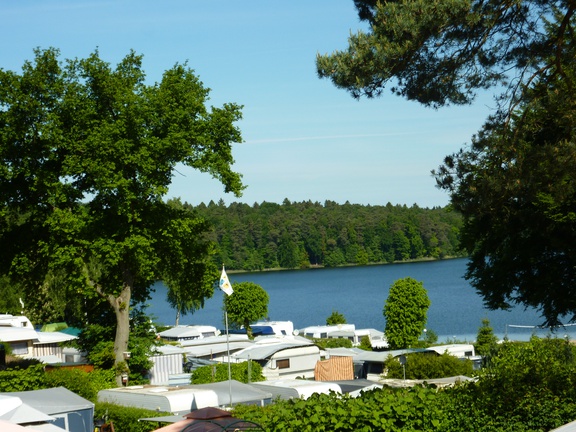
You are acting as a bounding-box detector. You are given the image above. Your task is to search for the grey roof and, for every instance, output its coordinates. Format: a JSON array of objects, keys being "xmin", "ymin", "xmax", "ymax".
[
  {"xmin": 328, "ymin": 330, "xmax": 355, "ymax": 337},
  {"xmin": 188, "ymin": 380, "xmax": 273, "ymax": 406},
  {"xmin": 181, "ymin": 341, "xmax": 253, "ymax": 358},
  {"xmin": 179, "ymin": 334, "xmax": 249, "ymax": 347},
  {"xmin": 233, "ymin": 341, "xmax": 316, "ymax": 361},
  {"xmin": 325, "ymin": 347, "xmax": 364, "ymax": 357},
  {"xmin": 250, "ymin": 379, "xmax": 341, "ymax": 400},
  {"xmin": 0, "ymin": 395, "xmax": 55, "ymax": 424},
  {"xmin": 159, "ymin": 326, "xmax": 202, "ymax": 338},
  {"xmin": 0, "ymin": 387, "xmax": 94, "ymax": 414},
  {"xmin": 35, "ymin": 331, "xmax": 77, "ymax": 344},
  {"xmin": 328, "ymin": 379, "xmax": 384, "ymax": 394},
  {"xmin": 0, "ymin": 327, "xmax": 39, "ymax": 343},
  {"xmin": 352, "ymin": 348, "xmax": 427, "ymax": 363}
]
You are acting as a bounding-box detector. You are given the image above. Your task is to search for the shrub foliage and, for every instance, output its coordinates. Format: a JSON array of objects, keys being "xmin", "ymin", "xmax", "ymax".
[
  {"xmin": 191, "ymin": 361, "xmax": 264, "ymax": 384},
  {"xmin": 235, "ymin": 337, "xmax": 576, "ymax": 431},
  {"xmin": 384, "ymin": 352, "xmax": 474, "ymax": 380}
]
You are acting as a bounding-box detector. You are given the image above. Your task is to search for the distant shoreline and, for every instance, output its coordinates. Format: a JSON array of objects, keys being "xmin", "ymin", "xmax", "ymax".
[{"xmin": 227, "ymin": 255, "xmax": 466, "ymax": 274}]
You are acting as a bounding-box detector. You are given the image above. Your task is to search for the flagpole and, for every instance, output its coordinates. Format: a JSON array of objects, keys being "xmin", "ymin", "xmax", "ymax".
[
  {"xmin": 219, "ymin": 265, "xmax": 234, "ymax": 408},
  {"xmin": 225, "ymin": 307, "xmax": 232, "ymax": 407}
]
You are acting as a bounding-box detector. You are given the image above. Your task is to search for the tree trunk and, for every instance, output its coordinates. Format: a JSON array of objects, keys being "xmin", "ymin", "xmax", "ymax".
[
  {"xmin": 245, "ymin": 319, "xmax": 253, "ymax": 340},
  {"xmin": 175, "ymin": 309, "xmax": 180, "ymax": 326},
  {"xmin": 108, "ymin": 278, "xmax": 132, "ymax": 387}
]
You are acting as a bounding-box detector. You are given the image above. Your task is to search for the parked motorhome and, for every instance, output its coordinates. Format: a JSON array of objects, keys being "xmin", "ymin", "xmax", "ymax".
[{"xmin": 298, "ymin": 324, "xmax": 387, "ymax": 349}]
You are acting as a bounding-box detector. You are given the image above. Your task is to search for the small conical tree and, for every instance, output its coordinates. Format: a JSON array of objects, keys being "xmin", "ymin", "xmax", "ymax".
[
  {"xmin": 475, "ymin": 318, "xmax": 499, "ymax": 357},
  {"xmin": 326, "ymin": 310, "xmax": 347, "ymax": 325}
]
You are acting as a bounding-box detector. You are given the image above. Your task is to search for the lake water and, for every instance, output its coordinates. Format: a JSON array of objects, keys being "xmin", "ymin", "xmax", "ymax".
[{"xmin": 147, "ymin": 258, "xmax": 576, "ymax": 343}]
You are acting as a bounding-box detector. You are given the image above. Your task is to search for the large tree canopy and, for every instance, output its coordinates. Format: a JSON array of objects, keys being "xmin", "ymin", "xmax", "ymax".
[
  {"xmin": 319, "ymin": 1, "xmax": 576, "ymax": 326},
  {"xmin": 435, "ymin": 49, "xmax": 576, "ymax": 325},
  {"xmin": 317, "ymin": 0, "xmax": 574, "ymax": 108},
  {"xmin": 0, "ymin": 48, "xmax": 245, "ymax": 380}
]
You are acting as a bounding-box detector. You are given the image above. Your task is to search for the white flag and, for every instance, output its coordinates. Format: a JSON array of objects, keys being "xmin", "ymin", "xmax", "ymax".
[{"xmin": 219, "ymin": 267, "xmax": 233, "ymax": 296}]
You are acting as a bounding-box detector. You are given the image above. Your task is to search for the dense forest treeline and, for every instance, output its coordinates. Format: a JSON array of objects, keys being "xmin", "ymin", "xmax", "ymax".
[{"xmin": 185, "ymin": 199, "xmax": 464, "ymax": 271}]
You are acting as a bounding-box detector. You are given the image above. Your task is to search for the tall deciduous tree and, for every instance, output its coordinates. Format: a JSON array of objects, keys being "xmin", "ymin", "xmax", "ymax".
[
  {"xmin": 319, "ymin": 1, "xmax": 576, "ymax": 325},
  {"xmin": 384, "ymin": 277, "xmax": 430, "ymax": 349},
  {"xmin": 223, "ymin": 281, "xmax": 269, "ymax": 339},
  {"xmin": 0, "ymin": 48, "xmax": 244, "ymax": 383}
]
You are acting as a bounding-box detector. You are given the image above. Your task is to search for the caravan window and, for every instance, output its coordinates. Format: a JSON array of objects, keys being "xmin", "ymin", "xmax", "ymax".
[
  {"xmin": 277, "ymin": 359, "xmax": 290, "ymax": 369},
  {"xmin": 10, "ymin": 342, "xmax": 28, "ymax": 355}
]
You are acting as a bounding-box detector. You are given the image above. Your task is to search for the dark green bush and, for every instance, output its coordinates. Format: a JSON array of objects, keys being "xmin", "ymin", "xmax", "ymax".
[
  {"xmin": 0, "ymin": 363, "xmax": 115, "ymax": 401},
  {"xmin": 313, "ymin": 338, "xmax": 353, "ymax": 349},
  {"xmin": 0, "ymin": 363, "xmax": 46, "ymax": 391},
  {"xmin": 384, "ymin": 352, "xmax": 474, "ymax": 380},
  {"xmin": 235, "ymin": 385, "xmax": 447, "ymax": 431},
  {"xmin": 44, "ymin": 367, "xmax": 115, "ymax": 401}
]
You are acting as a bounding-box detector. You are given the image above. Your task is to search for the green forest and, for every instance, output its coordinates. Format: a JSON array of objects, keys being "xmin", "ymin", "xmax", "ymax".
[{"xmin": 186, "ymin": 199, "xmax": 464, "ymax": 271}]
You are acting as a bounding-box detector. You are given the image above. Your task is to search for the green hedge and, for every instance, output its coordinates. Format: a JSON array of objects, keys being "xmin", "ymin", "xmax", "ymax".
[
  {"xmin": 191, "ymin": 361, "xmax": 265, "ymax": 384},
  {"xmin": 234, "ymin": 385, "xmax": 446, "ymax": 431},
  {"xmin": 0, "ymin": 364, "xmax": 115, "ymax": 401},
  {"xmin": 45, "ymin": 368, "xmax": 116, "ymax": 401},
  {"xmin": 384, "ymin": 352, "xmax": 474, "ymax": 379}
]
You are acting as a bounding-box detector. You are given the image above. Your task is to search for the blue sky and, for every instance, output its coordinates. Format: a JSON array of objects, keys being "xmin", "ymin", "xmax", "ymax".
[{"xmin": 1, "ymin": 1, "xmax": 495, "ymax": 208}]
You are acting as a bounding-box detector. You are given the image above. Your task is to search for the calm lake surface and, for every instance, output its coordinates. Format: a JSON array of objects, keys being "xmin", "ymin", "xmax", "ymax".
[{"xmin": 148, "ymin": 258, "xmax": 576, "ymax": 343}]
